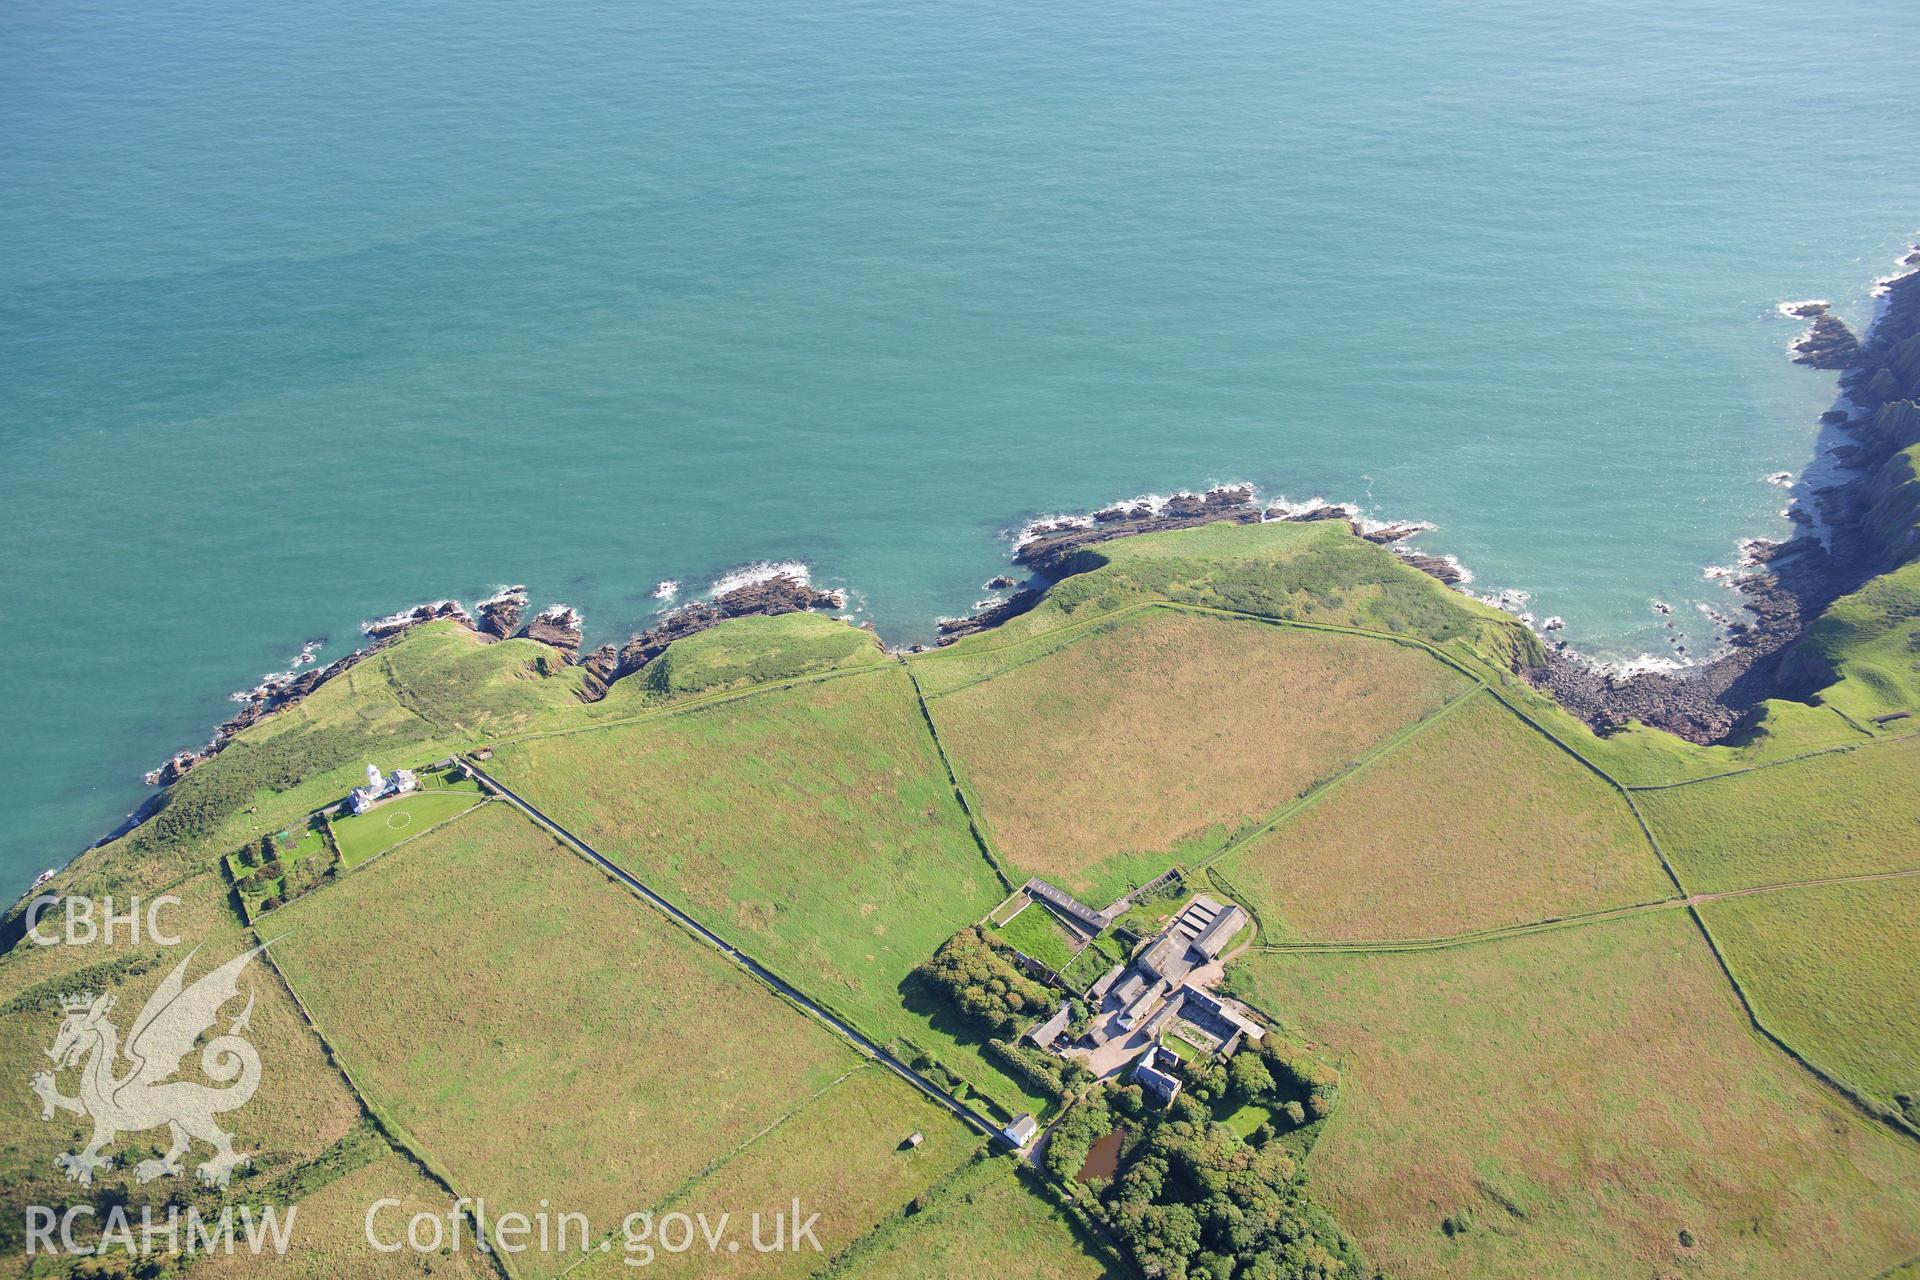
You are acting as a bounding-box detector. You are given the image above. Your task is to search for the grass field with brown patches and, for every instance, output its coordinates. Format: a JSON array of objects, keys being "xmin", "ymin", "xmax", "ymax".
[
  {"xmin": 1637, "ymin": 735, "xmax": 1920, "ymax": 892},
  {"xmin": 825, "ymin": 1154, "xmax": 1118, "ymax": 1280},
  {"xmin": 269, "ymin": 801, "xmax": 859, "ymax": 1279},
  {"xmin": 569, "ymin": 1065, "xmax": 980, "ymax": 1279},
  {"xmin": 0, "ymin": 868, "xmax": 361, "ymax": 1256},
  {"xmin": 1230, "ymin": 911, "xmax": 1920, "ymax": 1280},
  {"xmin": 1702, "ymin": 876, "xmax": 1920, "ymax": 1113},
  {"xmin": 1221, "ymin": 692, "xmax": 1673, "ymax": 940},
  {"xmin": 193, "ymin": 1150, "xmax": 496, "ymax": 1280},
  {"xmin": 484, "ymin": 667, "xmax": 1047, "ymax": 1117},
  {"xmin": 926, "ymin": 608, "xmax": 1472, "ymax": 903}
]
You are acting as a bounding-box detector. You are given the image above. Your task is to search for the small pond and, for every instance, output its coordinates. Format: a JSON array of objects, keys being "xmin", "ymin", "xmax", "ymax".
[{"xmin": 1076, "ymin": 1127, "xmax": 1127, "ymax": 1183}]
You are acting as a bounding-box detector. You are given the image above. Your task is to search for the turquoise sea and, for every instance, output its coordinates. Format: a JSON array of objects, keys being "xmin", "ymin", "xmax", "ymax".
[{"xmin": 2, "ymin": 0, "xmax": 1917, "ymax": 891}]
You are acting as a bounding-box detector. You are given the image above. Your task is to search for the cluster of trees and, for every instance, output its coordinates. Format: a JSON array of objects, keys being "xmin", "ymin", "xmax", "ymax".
[
  {"xmin": 915, "ymin": 926, "xmax": 1057, "ymax": 1037},
  {"xmin": 1181, "ymin": 1038, "xmax": 1339, "ymax": 1137},
  {"xmin": 1042, "ymin": 1038, "xmax": 1369, "ymax": 1280},
  {"xmin": 233, "ymin": 858, "xmax": 286, "ymax": 893},
  {"xmin": 988, "ymin": 1037, "xmax": 1093, "ymax": 1100}
]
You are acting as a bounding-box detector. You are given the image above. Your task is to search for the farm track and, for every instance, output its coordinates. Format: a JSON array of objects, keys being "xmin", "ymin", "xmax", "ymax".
[{"xmin": 457, "ymin": 756, "xmax": 1013, "ymax": 1149}]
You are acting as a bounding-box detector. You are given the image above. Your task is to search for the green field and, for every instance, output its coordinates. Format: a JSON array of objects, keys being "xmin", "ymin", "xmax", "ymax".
[
  {"xmin": 568, "ymin": 1065, "xmax": 981, "ymax": 1278},
  {"xmin": 270, "ymin": 801, "xmax": 864, "ymax": 1279},
  {"xmin": 825, "ymin": 1155, "xmax": 1119, "ymax": 1280},
  {"xmin": 1222, "ymin": 691, "xmax": 1673, "ymax": 940},
  {"xmin": 1230, "ymin": 911, "xmax": 1920, "ymax": 1280},
  {"xmin": 1637, "ymin": 735, "xmax": 1920, "ymax": 891},
  {"xmin": 1702, "ymin": 876, "xmax": 1920, "ymax": 1114},
  {"xmin": 329, "ymin": 787, "xmax": 489, "ymax": 868},
  {"xmin": 927, "ymin": 607, "xmax": 1472, "ymax": 904},
  {"xmin": 994, "ymin": 901, "xmax": 1083, "ymax": 973},
  {"xmin": 485, "ymin": 665, "xmax": 1048, "ymax": 1117}
]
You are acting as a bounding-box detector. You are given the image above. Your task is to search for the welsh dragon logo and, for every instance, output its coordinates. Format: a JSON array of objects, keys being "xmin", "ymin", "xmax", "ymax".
[{"xmin": 30, "ymin": 945, "xmax": 267, "ymax": 1188}]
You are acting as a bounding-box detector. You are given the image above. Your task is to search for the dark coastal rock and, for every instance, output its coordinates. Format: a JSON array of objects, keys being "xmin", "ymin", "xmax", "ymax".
[
  {"xmin": 476, "ymin": 585, "xmax": 528, "ymax": 638},
  {"xmin": 612, "ymin": 573, "xmax": 847, "ymax": 680},
  {"xmin": 518, "ymin": 604, "xmax": 584, "ymax": 656},
  {"xmin": 362, "ymin": 599, "xmax": 473, "ymax": 641},
  {"xmin": 1393, "ymin": 550, "xmax": 1466, "ymax": 585},
  {"xmin": 1789, "ymin": 308, "xmax": 1861, "ymax": 370},
  {"xmin": 984, "ymin": 575, "xmax": 1016, "ymax": 590},
  {"xmin": 1820, "ymin": 409, "xmax": 1851, "ymax": 426},
  {"xmin": 583, "ymin": 643, "xmax": 619, "ymax": 682},
  {"xmin": 1357, "ymin": 521, "xmax": 1426, "ymax": 545},
  {"xmin": 1094, "ymin": 500, "xmax": 1155, "ymax": 523},
  {"xmin": 144, "ymin": 642, "xmax": 380, "ymax": 784},
  {"xmin": 934, "ymin": 589, "xmax": 1047, "ymax": 645}
]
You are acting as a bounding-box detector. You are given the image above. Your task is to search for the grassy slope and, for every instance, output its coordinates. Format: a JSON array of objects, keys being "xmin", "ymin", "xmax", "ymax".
[
  {"xmin": 639, "ymin": 611, "xmax": 889, "ymax": 697},
  {"xmin": 1231, "ymin": 911, "xmax": 1920, "ymax": 1280},
  {"xmin": 1222, "ymin": 691, "xmax": 1673, "ymax": 941},
  {"xmin": 39, "ymin": 622, "xmax": 589, "ymax": 901},
  {"xmin": 825, "ymin": 1155, "xmax": 1118, "ymax": 1280},
  {"xmin": 483, "ymin": 666, "xmax": 1044, "ymax": 1117},
  {"xmin": 1792, "ymin": 558, "xmax": 1920, "ymax": 728},
  {"xmin": 927, "ymin": 607, "xmax": 1471, "ymax": 904},
  {"xmin": 912, "ymin": 519, "xmax": 1536, "ymax": 697},
  {"xmin": 1637, "ymin": 735, "xmax": 1920, "ymax": 891},
  {"xmin": 270, "ymin": 801, "xmax": 862, "ymax": 1280},
  {"xmin": 1702, "ymin": 876, "xmax": 1920, "ymax": 1112}
]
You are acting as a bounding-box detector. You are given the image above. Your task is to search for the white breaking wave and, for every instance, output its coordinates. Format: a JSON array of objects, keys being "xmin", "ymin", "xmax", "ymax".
[
  {"xmin": 652, "ymin": 580, "xmax": 680, "ymax": 601},
  {"xmin": 1476, "ymin": 587, "xmax": 1531, "ymax": 615},
  {"xmin": 1012, "ymin": 513, "xmax": 1095, "ymax": 548},
  {"xmin": 708, "ymin": 560, "xmax": 810, "ymax": 595},
  {"xmin": 1764, "ymin": 471, "xmax": 1794, "ymax": 489}
]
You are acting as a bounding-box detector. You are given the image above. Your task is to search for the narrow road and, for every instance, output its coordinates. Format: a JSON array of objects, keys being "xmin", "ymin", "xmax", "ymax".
[{"xmin": 458, "ymin": 756, "xmax": 1012, "ymax": 1147}]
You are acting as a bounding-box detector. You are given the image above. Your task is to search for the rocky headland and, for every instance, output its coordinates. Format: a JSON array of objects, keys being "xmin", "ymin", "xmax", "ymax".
[
  {"xmin": 1535, "ymin": 244, "xmax": 1920, "ymax": 739},
  {"xmin": 144, "ymin": 570, "xmax": 853, "ymax": 786}
]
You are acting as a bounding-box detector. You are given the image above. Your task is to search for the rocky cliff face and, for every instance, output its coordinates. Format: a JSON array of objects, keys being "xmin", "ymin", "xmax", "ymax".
[
  {"xmin": 476, "ymin": 585, "xmax": 528, "ymax": 638},
  {"xmin": 518, "ymin": 604, "xmax": 584, "ymax": 656},
  {"xmin": 1533, "ymin": 243, "xmax": 1920, "ymax": 741}
]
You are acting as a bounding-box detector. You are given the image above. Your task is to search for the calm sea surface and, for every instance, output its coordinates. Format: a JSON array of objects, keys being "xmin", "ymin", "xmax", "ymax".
[{"xmin": 3, "ymin": 0, "xmax": 1917, "ymax": 889}]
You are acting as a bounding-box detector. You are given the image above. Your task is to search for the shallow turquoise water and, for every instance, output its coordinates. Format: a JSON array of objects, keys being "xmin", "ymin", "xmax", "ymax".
[{"xmin": 2, "ymin": 0, "xmax": 1917, "ymax": 888}]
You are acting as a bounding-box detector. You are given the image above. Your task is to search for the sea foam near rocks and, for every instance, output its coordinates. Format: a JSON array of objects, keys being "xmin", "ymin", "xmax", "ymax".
[{"xmin": 707, "ymin": 561, "xmax": 811, "ymax": 596}]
